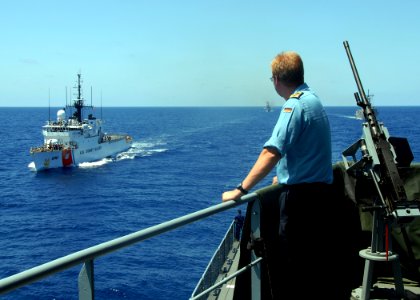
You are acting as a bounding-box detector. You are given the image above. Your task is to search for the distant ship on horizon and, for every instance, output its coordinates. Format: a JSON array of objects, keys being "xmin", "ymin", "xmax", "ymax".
[{"xmin": 264, "ymin": 101, "xmax": 273, "ymax": 112}]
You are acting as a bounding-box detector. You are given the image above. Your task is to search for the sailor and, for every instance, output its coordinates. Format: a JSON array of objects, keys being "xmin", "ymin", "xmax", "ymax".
[
  {"xmin": 233, "ymin": 209, "xmax": 245, "ymax": 241},
  {"xmin": 222, "ymin": 51, "xmax": 350, "ymax": 299}
]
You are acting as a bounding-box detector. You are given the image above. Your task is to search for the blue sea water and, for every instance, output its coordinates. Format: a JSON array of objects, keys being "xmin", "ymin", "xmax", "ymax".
[{"xmin": 0, "ymin": 106, "xmax": 419, "ymax": 300}]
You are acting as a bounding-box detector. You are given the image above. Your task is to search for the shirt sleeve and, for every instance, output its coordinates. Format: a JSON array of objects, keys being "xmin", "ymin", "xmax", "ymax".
[{"xmin": 263, "ymin": 99, "xmax": 303, "ymax": 156}]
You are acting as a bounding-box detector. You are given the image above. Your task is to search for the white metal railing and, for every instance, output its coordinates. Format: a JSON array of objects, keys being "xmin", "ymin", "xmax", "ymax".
[{"xmin": 0, "ymin": 192, "xmax": 259, "ymax": 299}]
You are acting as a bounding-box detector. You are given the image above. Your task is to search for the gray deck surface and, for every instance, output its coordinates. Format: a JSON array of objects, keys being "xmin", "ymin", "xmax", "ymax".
[{"xmin": 207, "ymin": 240, "xmax": 420, "ymax": 300}]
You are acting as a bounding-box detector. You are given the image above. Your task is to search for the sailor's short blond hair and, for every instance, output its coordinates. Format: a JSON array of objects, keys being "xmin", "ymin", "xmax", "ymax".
[{"xmin": 271, "ymin": 51, "xmax": 304, "ymax": 87}]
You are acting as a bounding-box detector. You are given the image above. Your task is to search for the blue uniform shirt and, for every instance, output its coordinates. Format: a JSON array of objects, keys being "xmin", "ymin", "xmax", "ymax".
[{"xmin": 263, "ymin": 83, "xmax": 333, "ymax": 184}]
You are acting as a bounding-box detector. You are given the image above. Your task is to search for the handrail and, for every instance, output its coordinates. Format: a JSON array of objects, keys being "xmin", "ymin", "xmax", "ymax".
[
  {"xmin": 0, "ymin": 192, "xmax": 258, "ymax": 296},
  {"xmin": 192, "ymin": 221, "xmax": 234, "ymax": 295},
  {"xmin": 190, "ymin": 257, "xmax": 263, "ymax": 300}
]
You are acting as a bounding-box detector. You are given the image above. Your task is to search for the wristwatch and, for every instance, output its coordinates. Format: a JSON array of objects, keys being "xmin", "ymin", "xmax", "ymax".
[{"xmin": 236, "ymin": 183, "xmax": 249, "ymax": 195}]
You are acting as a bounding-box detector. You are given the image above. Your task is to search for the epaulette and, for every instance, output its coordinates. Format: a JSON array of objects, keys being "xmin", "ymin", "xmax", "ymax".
[{"xmin": 289, "ymin": 92, "xmax": 303, "ymax": 99}]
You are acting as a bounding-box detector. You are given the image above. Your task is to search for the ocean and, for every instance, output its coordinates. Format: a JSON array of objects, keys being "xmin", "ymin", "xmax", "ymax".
[{"xmin": 0, "ymin": 106, "xmax": 419, "ymax": 299}]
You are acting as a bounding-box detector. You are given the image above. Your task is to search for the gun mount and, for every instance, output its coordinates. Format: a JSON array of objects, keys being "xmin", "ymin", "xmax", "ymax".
[{"xmin": 341, "ymin": 40, "xmax": 419, "ymax": 221}]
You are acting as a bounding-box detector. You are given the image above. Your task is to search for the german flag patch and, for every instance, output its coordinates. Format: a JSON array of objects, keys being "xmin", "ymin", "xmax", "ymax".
[
  {"xmin": 289, "ymin": 92, "xmax": 303, "ymax": 99},
  {"xmin": 283, "ymin": 107, "xmax": 293, "ymax": 113}
]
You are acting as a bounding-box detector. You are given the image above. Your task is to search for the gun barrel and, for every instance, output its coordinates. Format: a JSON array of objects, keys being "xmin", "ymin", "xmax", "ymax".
[
  {"xmin": 344, "ymin": 41, "xmax": 381, "ymax": 137},
  {"xmin": 343, "ymin": 41, "xmax": 369, "ymax": 106}
]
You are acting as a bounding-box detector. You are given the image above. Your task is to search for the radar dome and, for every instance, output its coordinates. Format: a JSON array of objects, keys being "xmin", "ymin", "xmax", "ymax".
[{"xmin": 57, "ymin": 109, "xmax": 66, "ymax": 122}]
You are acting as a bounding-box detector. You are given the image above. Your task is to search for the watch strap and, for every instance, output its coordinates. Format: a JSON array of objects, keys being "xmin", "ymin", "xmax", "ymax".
[{"xmin": 236, "ymin": 183, "xmax": 249, "ymax": 195}]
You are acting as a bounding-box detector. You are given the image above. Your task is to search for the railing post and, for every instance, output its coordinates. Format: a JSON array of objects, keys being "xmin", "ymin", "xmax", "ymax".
[
  {"xmin": 250, "ymin": 199, "xmax": 261, "ymax": 300},
  {"xmin": 78, "ymin": 260, "xmax": 94, "ymax": 300}
]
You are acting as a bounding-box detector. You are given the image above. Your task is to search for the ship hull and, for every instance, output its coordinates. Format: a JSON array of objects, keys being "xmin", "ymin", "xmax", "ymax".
[{"xmin": 31, "ymin": 136, "xmax": 132, "ymax": 171}]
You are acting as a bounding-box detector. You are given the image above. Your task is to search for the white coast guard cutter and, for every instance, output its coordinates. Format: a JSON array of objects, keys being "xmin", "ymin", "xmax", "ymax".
[{"xmin": 30, "ymin": 73, "xmax": 132, "ymax": 171}]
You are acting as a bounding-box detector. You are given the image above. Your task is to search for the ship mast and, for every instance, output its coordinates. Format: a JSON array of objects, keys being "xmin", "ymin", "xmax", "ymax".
[{"xmin": 73, "ymin": 73, "xmax": 84, "ymax": 122}]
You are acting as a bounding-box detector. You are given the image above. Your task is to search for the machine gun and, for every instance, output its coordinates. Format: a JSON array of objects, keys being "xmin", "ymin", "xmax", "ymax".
[
  {"xmin": 341, "ymin": 40, "xmax": 420, "ymax": 222},
  {"xmin": 341, "ymin": 41, "xmax": 420, "ymax": 299}
]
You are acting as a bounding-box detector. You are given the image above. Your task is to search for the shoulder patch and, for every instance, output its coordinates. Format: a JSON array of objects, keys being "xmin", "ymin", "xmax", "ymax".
[
  {"xmin": 289, "ymin": 92, "xmax": 303, "ymax": 99},
  {"xmin": 283, "ymin": 107, "xmax": 293, "ymax": 113}
]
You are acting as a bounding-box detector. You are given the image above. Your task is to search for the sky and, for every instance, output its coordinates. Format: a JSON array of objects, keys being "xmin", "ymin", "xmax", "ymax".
[{"xmin": 1, "ymin": 0, "xmax": 420, "ymax": 107}]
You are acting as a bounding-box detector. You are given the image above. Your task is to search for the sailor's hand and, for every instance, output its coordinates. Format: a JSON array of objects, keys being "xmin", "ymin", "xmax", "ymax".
[
  {"xmin": 272, "ymin": 176, "xmax": 278, "ymax": 185},
  {"xmin": 222, "ymin": 189, "xmax": 242, "ymax": 202}
]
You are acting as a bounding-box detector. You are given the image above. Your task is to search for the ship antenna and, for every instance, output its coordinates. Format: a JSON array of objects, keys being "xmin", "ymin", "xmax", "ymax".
[
  {"xmin": 77, "ymin": 73, "xmax": 82, "ymax": 100},
  {"xmin": 48, "ymin": 88, "xmax": 51, "ymax": 123},
  {"xmin": 101, "ymin": 90, "xmax": 103, "ymax": 119},
  {"xmin": 73, "ymin": 72, "xmax": 84, "ymax": 122}
]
